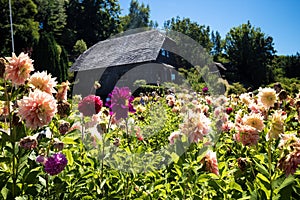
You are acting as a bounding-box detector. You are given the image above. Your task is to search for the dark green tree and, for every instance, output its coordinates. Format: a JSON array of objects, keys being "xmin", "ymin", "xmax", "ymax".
[
  {"xmin": 211, "ymin": 31, "xmax": 223, "ymax": 60},
  {"xmin": 224, "ymin": 21, "xmax": 275, "ymax": 87},
  {"xmin": 121, "ymin": 0, "xmax": 152, "ymax": 30},
  {"xmin": 63, "ymin": 0, "xmax": 121, "ymax": 50},
  {"xmin": 285, "ymin": 53, "xmax": 300, "ymax": 78},
  {"xmin": 33, "ymin": 0, "xmax": 67, "ymax": 39},
  {"xmin": 32, "ymin": 32, "xmax": 67, "ymax": 83},
  {"xmin": 164, "ymin": 17, "xmax": 213, "ymax": 51},
  {"xmin": 0, "ymin": 0, "xmax": 39, "ymax": 55}
]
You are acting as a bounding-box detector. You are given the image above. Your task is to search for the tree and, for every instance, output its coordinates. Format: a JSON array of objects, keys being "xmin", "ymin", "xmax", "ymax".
[
  {"xmin": 211, "ymin": 31, "xmax": 223, "ymax": 60},
  {"xmin": 121, "ymin": 0, "xmax": 151, "ymax": 30},
  {"xmin": 0, "ymin": 0, "xmax": 39, "ymax": 55},
  {"xmin": 63, "ymin": 0, "xmax": 121, "ymax": 50},
  {"xmin": 32, "ymin": 32, "xmax": 67, "ymax": 83},
  {"xmin": 224, "ymin": 21, "xmax": 275, "ymax": 87},
  {"xmin": 164, "ymin": 17, "xmax": 213, "ymax": 51},
  {"xmin": 33, "ymin": 0, "xmax": 67, "ymax": 39}
]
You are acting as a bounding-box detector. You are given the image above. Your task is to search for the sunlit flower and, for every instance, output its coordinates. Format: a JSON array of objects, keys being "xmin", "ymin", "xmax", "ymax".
[
  {"xmin": 267, "ymin": 110, "xmax": 287, "ymax": 140},
  {"xmin": 278, "ymin": 150, "xmax": 300, "ymax": 176},
  {"xmin": 168, "ymin": 131, "xmax": 181, "ymax": 144},
  {"xmin": 258, "ymin": 87, "xmax": 277, "ymax": 109},
  {"xmin": 78, "ymin": 95, "xmax": 103, "ymax": 117},
  {"xmin": 18, "ymin": 90, "xmax": 57, "ymax": 129},
  {"xmin": 166, "ymin": 94, "xmax": 176, "ymax": 107},
  {"xmin": 5, "ymin": 52, "xmax": 34, "ymax": 85},
  {"xmin": 106, "ymin": 87, "xmax": 135, "ymax": 120},
  {"xmin": 240, "ymin": 93, "xmax": 253, "ymax": 105},
  {"xmin": 180, "ymin": 111, "xmax": 211, "ymax": 143},
  {"xmin": 28, "ymin": 71, "xmax": 57, "ymax": 94},
  {"xmin": 234, "ymin": 125, "xmax": 259, "ymax": 146},
  {"xmin": 56, "ymin": 81, "xmax": 70, "ymax": 101},
  {"xmin": 44, "ymin": 152, "xmax": 68, "ymax": 176},
  {"xmin": 202, "ymin": 150, "xmax": 219, "ymax": 176},
  {"xmin": 242, "ymin": 113, "xmax": 265, "ymax": 132}
]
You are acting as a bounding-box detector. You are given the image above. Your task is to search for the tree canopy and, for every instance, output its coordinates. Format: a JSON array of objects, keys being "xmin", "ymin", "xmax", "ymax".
[{"xmin": 224, "ymin": 21, "xmax": 276, "ymax": 87}]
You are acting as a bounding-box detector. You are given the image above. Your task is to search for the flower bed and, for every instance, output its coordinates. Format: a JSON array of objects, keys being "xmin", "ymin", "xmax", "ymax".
[{"xmin": 0, "ymin": 53, "xmax": 300, "ymax": 199}]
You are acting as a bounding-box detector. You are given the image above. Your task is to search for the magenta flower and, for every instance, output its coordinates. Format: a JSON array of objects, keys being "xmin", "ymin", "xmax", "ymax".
[
  {"xmin": 44, "ymin": 153, "xmax": 68, "ymax": 176},
  {"xmin": 78, "ymin": 95, "xmax": 103, "ymax": 116},
  {"xmin": 105, "ymin": 87, "xmax": 136, "ymax": 120},
  {"xmin": 202, "ymin": 87, "xmax": 208, "ymax": 93}
]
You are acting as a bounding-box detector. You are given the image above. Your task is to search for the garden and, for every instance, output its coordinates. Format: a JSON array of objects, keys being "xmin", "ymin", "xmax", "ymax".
[{"xmin": 0, "ymin": 52, "xmax": 300, "ymax": 200}]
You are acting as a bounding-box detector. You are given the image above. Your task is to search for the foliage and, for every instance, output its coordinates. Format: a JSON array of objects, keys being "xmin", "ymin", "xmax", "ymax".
[
  {"xmin": 164, "ymin": 17, "xmax": 213, "ymax": 51},
  {"xmin": 0, "ymin": 0, "xmax": 39, "ymax": 55},
  {"xmin": 32, "ymin": 32, "xmax": 68, "ymax": 83},
  {"xmin": 33, "ymin": 0, "xmax": 67, "ymax": 38},
  {"xmin": 224, "ymin": 21, "xmax": 276, "ymax": 87},
  {"xmin": 72, "ymin": 39, "xmax": 87, "ymax": 59},
  {"xmin": 121, "ymin": 0, "xmax": 152, "ymax": 30},
  {"xmin": 226, "ymin": 82, "xmax": 247, "ymax": 95}
]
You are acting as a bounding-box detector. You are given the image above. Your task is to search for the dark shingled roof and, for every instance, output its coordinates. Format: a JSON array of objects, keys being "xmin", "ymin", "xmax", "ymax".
[{"xmin": 70, "ymin": 30, "xmax": 168, "ymax": 72}]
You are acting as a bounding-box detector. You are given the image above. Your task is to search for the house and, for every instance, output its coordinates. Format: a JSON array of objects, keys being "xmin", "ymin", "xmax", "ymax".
[{"xmin": 70, "ymin": 29, "xmax": 225, "ymax": 99}]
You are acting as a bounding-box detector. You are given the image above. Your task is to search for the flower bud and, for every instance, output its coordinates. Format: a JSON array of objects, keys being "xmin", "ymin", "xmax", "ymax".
[{"xmin": 19, "ymin": 136, "xmax": 38, "ymax": 150}]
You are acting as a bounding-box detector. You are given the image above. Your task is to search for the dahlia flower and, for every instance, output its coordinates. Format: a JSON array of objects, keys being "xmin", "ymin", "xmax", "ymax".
[
  {"xmin": 19, "ymin": 136, "xmax": 38, "ymax": 150},
  {"xmin": 78, "ymin": 95, "xmax": 103, "ymax": 116},
  {"xmin": 5, "ymin": 52, "xmax": 34, "ymax": 85},
  {"xmin": 242, "ymin": 113, "xmax": 265, "ymax": 132},
  {"xmin": 44, "ymin": 153, "xmax": 68, "ymax": 176},
  {"xmin": 180, "ymin": 111, "xmax": 211, "ymax": 143},
  {"xmin": 28, "ymin": 71, "xmax": 57, "ymax": 94},
  {"xmin": 56, "ymin": 81, "xmax": 70, "ymax": 101},
  {"xmin": 278, "ymin": 150, "xmax": 300, "ymax": 176},
  {"xmin": 203, "ymin": 150, "xmax": 219, "ymax": 176},
  {"xmin": 267, "ymin": 110, "xmax": 287, "ymax": 140},
  {"xmin": 18, "ymin": 90, "xmax": 57, "ymax": 129},
  {"xmin": 258, "ymin": 87, "xmax": 277, "ymax": 109},
  {"xmin": 105, "ymin": 87, "xmax": 136, "ymax": 120},
  {"xmin": 235, "ymin": 125, "xmax": 259, "ymax": 146},
  {"xmin": 168, "ymin": 131, "xmax": 181, "ymax": 144}
]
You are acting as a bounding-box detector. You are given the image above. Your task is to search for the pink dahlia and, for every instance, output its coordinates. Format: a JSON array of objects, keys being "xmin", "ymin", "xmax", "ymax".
[
  {"xmin": 168, "ymin": 131, "xmax": 181, "ymax": 144},
  {"xmin": 235, "ymin": 125, "xmax": 259, "ymax": 146},
  {"xmin": 5, "ymin": 52, "xmax": 34, "ymax": 85},
  {"xmin": 105, "ymin": 87, "xmax": 136, "ymax": 120},
  {"xmin": 44, "ymin": 153, "xmax": 68, "ymax": 176},
  {"xmin": 203, "ymin": 150, "xmax": 219, "ymax": 176},
  {"xmin": 18, "ymin": 90, "xmax": 57, "ymax": 129},
  {"xmin": 180, "ymin": 111, "xmax": 211, "ymax": 143},
  {"xmin": 278, "ymin": 151, "xmax": 300, "ymax": 176},
  {"xmin": 78, "ymin": 95, "xmax": 103, "ymax": 116},
  {"xmin": 28, "ymin": 71, "xmax": 57, "ymax": 94}
]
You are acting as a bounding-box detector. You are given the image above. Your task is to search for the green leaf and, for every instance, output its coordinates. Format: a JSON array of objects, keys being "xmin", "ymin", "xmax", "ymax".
[
  {"xmin": 170, "ymin": 152, "xmax": 179, "ymax": 164},
  {"xmin": 257, "ymin": 173, "xmax": 270, "ymax": 184},
  {"xmin": 253, "ymin": 159, "xmax": 269, "ymax": 177},
  {"xmin": 62, "ymin": 137, "xmax": 78, "ymax": 145},
  {"xmin": 1, "ymin": 186, "xmax": 8, "ymax": 199},
  {"xmin": 64, "ymin": 149, "xmax": 74, "ymax": 166},
  {"xmin": 274, "ymin": 175, "xmax": 294, "ymax": 194},
  {"xmin": 39, "ymin": 176, "xmax": 46, "ymax": 187},
  {"xmin": 230, "ymin": 181, "xmax": 243, "ymax": 192}
]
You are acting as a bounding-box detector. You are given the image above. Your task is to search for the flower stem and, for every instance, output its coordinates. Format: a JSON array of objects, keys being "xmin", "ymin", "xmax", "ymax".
[{"xmin": 268, "ymin": 139, "xmax": 273, "ymax": 200}]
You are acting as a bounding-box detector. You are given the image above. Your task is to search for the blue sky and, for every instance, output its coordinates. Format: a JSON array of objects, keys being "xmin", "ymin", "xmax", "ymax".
[{"xmin": 118, "ymin": 0, "xmax": 300, "ymax": 55}]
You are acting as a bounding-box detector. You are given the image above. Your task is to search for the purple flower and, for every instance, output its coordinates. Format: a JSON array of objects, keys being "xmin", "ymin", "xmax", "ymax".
[
  {"xmin": 44, "ymin": 153, "xmax": 68, "ymax": 176},
  {"xmin": 202, "ymin": 87, "xmax": 208, "ymax": 93},
  {"xmin": 106, "ymin": 87, "xmax": 136, "ymax": 120}
]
